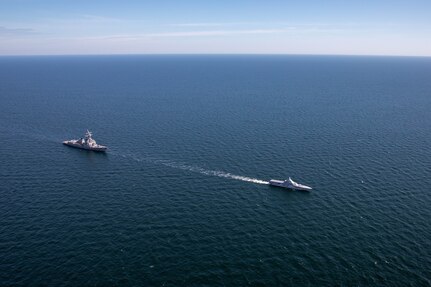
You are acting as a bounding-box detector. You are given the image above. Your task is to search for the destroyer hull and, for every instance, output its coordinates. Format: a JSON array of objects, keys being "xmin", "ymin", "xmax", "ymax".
[{"xmin": 63, "ymin": 141, "xmax": 107, "ymax": 152}]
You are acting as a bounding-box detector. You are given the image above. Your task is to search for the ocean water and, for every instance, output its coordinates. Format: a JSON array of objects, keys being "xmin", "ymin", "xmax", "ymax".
[{"xmin": 0, "ymin": 55, "xmax": 430, "ymax": 286}]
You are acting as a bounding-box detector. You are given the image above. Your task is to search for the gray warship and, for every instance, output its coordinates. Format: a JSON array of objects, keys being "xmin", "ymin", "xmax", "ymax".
[
  {"xmin": 63, "ymin": 130, "xmax": 107, "ymax": 152},
  {"xmin": 269, "ymin": 177, "xmax": 312, "ymax": 191}
]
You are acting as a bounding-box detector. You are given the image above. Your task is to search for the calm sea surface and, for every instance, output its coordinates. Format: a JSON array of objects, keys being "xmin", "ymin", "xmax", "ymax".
[{"xmin": 0, "ymin": 55, "xmax": 430, "ymax": 286}]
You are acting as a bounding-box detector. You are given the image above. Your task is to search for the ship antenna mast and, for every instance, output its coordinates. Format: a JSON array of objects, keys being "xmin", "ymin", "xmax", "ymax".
[{"xmin": 85, "ymin": 129, "xmax": 92, "ymax": 138}]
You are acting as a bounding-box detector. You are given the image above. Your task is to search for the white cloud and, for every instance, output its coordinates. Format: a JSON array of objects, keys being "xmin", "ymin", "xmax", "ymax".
[
  {"xmin": 78, "ymin": 14, "xmax": 123, "ymax": 22},
  {"xmin": 145, "ymin": 29, "xmax": 287, "ymax": 37},
  {"xmin": 169, "ymin": 22, "xmax": 258, "ymax": 27},
  {"xmin": 0, "ymin": 26, "xmax": 36, "ymax": 36}
]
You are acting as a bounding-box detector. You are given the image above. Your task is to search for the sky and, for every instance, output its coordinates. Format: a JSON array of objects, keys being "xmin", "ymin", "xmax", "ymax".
[{"xmin": 0, "ymin": 0, "xmax": 430, "ymax": 56}]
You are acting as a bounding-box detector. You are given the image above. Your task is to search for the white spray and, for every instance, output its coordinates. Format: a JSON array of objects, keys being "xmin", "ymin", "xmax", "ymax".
[{"xmin": 115, "ymin": 152, "xmax": 269, "ymax": 185}]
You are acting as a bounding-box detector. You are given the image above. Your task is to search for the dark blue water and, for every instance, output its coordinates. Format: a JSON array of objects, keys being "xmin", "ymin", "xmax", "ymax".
[{"xmin": 1, "ymin": 55, "xmax": 430, "ymax": 286}]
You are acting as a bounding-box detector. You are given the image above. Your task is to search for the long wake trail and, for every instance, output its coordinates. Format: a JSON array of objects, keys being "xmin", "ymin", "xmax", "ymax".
[
  {"xmin": 115, "ymin": 152, "xmax": 269, "ymax": 185},
  {"xmin": 157, "ymin": 160, "xmax": 269, "ymax": 185}
]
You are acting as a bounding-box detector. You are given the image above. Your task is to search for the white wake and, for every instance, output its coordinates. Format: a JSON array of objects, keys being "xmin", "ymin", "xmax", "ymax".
[
  {"xmin": 115, "ymin": 153, "xmax": 269, "ymax": 185},
  {"xmin": 155, "ymin": 160, "xmax": 269, "ymax": 185}
]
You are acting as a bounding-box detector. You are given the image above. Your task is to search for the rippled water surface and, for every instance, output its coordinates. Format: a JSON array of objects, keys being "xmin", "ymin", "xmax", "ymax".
[{"xmin": 1, "ymin": 55, "xmax": 430, "ymax": 286}]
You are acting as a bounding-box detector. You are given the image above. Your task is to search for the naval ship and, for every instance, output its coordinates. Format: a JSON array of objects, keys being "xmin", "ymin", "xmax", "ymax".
[
  {"xmin": 269, "ymin": 177, "xmax": 312, "ymax": 191},
  {"xmin": 63, "ymin": 130, "xmax": 107, "ymax": 152}
]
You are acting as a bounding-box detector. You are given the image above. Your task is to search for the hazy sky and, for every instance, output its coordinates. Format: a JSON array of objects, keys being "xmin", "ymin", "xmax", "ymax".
[{"xmin": 1, "ymin": 0, "xmax": 430, "ymax": 56}]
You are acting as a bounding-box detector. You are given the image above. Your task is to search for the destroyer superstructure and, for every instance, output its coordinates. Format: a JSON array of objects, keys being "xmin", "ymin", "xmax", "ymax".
[{"xmin": 63, "ymin": 130, "xmax": 107, "ymax": 152}]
